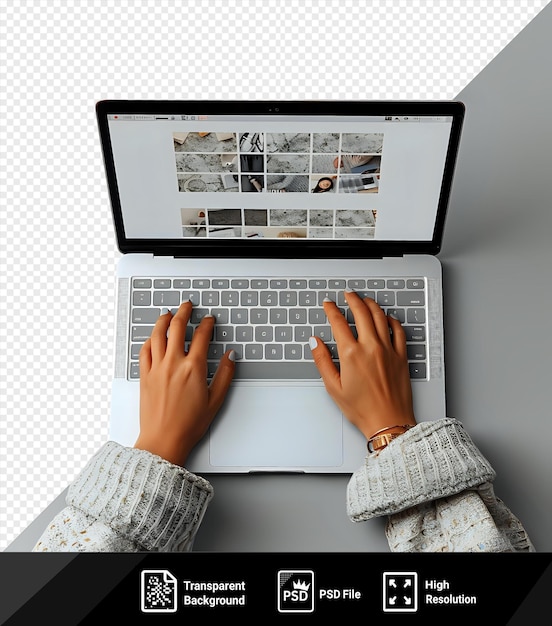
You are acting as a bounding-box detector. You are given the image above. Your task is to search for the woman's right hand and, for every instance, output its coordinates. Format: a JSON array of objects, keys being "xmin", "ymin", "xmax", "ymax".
[{"xmin": 309, "ymin": 291, "xmax": 417, "ymax": 441}]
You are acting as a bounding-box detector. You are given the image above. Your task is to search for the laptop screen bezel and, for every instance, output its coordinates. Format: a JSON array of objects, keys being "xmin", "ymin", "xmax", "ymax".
[{"xmin": 96, "ymin": 99, "xmax": 464, "ymax": 259}]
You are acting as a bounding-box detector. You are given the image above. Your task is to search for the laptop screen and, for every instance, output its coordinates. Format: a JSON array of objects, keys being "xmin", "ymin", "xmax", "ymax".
[{"xmin": 97, "ymin": 101, "xmax": 463, "ymax": 257}]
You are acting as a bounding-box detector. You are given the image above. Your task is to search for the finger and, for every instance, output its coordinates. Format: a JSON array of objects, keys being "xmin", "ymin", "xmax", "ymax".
[
  {"xmin": 322, "ymin": 297, "xmax": 356, "ymax": 347},
  {"xmin": 361, "ymin": 296, "xmax": 393, "ymax": 344},
  {"xmin": 388, "ymin": 314, "xmax": 407, "ymax": 359},
  {"xmin": 187, "ymin": 313, "xmax": 215, "ymax": 361},
  {"xmin": 149, "ymin": 310, "xmax": 173, "ymax": 363},
  {"xmin": 139, "ymin": 338, "xmax": 152, "ymax": 376},
  {"xmin": 165, "ymin": 300, "xmax": 192, "ymax": 360},
  {"xmin": 207, "ymin": 349, "xmax": 236, "ymax": 415},
  {"xmin": 344, "ymin": 291, "xmax": 378, "ymax": 343},
  {"xmin": 309, "ymin": 336, "xmax": 341, "ymax": 397}
]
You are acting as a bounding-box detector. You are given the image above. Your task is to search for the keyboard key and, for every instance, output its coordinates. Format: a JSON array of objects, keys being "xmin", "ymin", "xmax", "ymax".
[
  {"xmin": 285, "ymin": 345, "xmax": 302, "ymax": 360},
  {"xmin": 173, "ymin": 279, "xmax": 191, "ymax": 289},
  {"xmin": 309, "ymin": 309, "xmax": 327, "ymax": 324},
  {"xmin": 279, "ymin": 291, "xmax": 297, "ymax": 306},
  {"xmin": 133, "ymin": 291, "xmax": 151, "ymax": 306},
  {"xmin": 367, "ymin": 279, "xmax": 385, "ymax": 289},
  {"xmin": 317, "ymin": 291, "xmax": 337, "ymax": 305},
  {"xmin": 407, "ymin": 344, "xmax": 426, "ymax": 360},
  {"xmin": 193, "ymin": 279, "xmax": 210, "ymax": 288},
  {"xmin": 208, "ymin": 344, "xmax": 225, "ymax": 359},
  {"xmin": 245, "ymin": 344, "xmax": 263, "ymax": 359},
  {"xmin": 130, "ymin": 362, "xmax": 141, "ymax": 379},
  {"xmin": 376, "ymin": 291, "xmax": 395, "ymax": 306},
  {"xmin": 236, "ymin": 326, "xmax": 253, "ymax": 342},
  {"xmin": 202, "ymin": 291, "xmax": 220, "ymax": 306},
  {"xmin": 130, "ymin": 343, "xmax": 142, "ymax": 359},
  {"xmin": 231, "ymin": 309, "xmax": 248, "ymax": 324},
  {"xmin": 215, "ymin": 326, "xmax": 234, "ymax": 341},
  {"xmin": 251, "ymin": 309, "xmax": 269, "ymax": 324},
  {"xmin": 397, "ymin": 291, "xmax": 425, "ymax": 306},
  {"xmin": 265, "ymin": 344, "xmax": 283, "ymax": 360},
  {"xmin": 289, "ymin": 279, "xmax": 307, "ymax": 289},
  {"xmin": 191, "ymin": 307, "xmax": 209, "ymax": 324},
  {"xmin": 409, "ymin": 362, "xmax": 427, "ymax": 379},
  {"xmin": 407, "ymin": 308, "xmax": 426, "ymax": 324},
  {"xmin": 270, "ymin": 309, "xmax": 287, "ymax": 323},
  {"xmin": 251, "ymin": 279, "xmax": 268, "ymax": 289},
  {"xmin": 131, "ymin": 326, "xmax": 154, "ymax": 341},
  {"xmin": 241, "ymin": 291, "xmax": 258, "ymax": 306},
  {"xmin": 289, "ymin": 309, "xmax": 307, "ymax": 324},
  {"xmin": 348, "ymin": 279, "xmax": 366, "ymax": 289},
  {"xmin": 407, "ymin": 279, "xmax": 424, "ymax": 289},
  {"xmin": 315, "ymin": 325, "xmax": 332, "ymax": 341},
  {"xmin": 153, "ymin": 291, "xmax": 180, "ymax": 306},
  {"xmin": 154, "ymin": 279, "xmax": 171, "ymax": 289},
  {"xmin": 211, "ymin": 308, "xmax": 229, "ymax": 323},
  {"xmin": 233, "ymin": 362, "xmax": 320, "ymax": 379},
  {"xmin": 231, "ymin": 279, "xmax": 249, "ymax": 289},
  {"xmin": 181, "ymin": 290, "xmax": 200, "ymax": 305},
  {"xmin": 270, "ymin": 279, "xmax": 287, "ymax": 288},
  {"xmin": 295, "ymin": 326, "xmax": 313, "ymax": 342},
  {"xmin": 260, "ymin": 291, "xmax": 278, "ymax": 306},
  {"xmin": 212, "ymin": 279, "xmax": 229, "ymax": 289},
  {"xmin": 132, "ymin": 308, "xmax": 161, "ymax": 323},
  {"xmin": 356, "ymin": 290, "xmax": 376, "ymax": 300},
  {"xmin": 255, "ymin": 326, "xmax": 273, "ymax": 342},
  {"xmin": 275, "ymin": 326, "xmax": 292, "ymax": 342},
  {"xmin": 329, "ymin": 279, "xmax": 346, "ymax": 289},
  {"xmin": 226, "ymin": 343, "xmax": 244, "ymax": 359},
  {"xmin": 207, "ymin": 362, "xmax": 219, "ymax": 378},
  {"xmin": 133, "ymin": 278, "xmax": 152, "ymax": 289},
  {"xmin": 309, "ymin": 279, "xmax": 326, "ymax": 288},
  {"xmin": 404, "ymin": 326, "xmax": 426, "ymax": 341},
  {"xmin": 221, "ymin": 291, "xmax": 239, "ymax": 306},
  {"xmin": 299, "ymin": 291, "xmax": 317, "ymax": 306},
  {"xmin": 387, "ymin": 279, "xmax": 405, "ymax": 289},
  {"xmin": 387, "ymin": 308, "xmax": 405, "ymax": 323}
]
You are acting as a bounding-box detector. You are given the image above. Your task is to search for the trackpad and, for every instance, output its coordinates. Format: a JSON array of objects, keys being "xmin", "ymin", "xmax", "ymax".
[{"xmin": 209, "ymin": 386, "xmax": 343, "ymax": 468}]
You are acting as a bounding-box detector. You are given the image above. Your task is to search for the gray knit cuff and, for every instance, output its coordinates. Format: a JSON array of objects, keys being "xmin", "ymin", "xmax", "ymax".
[
  {"xmin": 67, "ymin": 441, "xmax": 214, "ymax": 551},
  {"xmin": 347, "ymin": 418, "xmax": 496, "ymax": 522}
]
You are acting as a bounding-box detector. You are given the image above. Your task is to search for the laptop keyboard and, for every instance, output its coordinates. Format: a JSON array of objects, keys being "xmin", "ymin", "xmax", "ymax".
[{"xmin": 129, "ymin": 277, "xmax": 428, "ymax": 381}]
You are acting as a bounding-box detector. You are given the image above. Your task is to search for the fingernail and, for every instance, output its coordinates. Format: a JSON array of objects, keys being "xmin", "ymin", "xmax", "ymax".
[
  {"xmin": 203, "ymin": 314, "xmax": 215, "ymax": 320},
  {"xmin": 323, "ymin": 297, "xmax": 333, "ymax": 303},
  {"xmin": 228, "ymin": 349, "xmax": 236, "ymax": 362},
  {"xmin": 161, "ymin": 307, "xmax": 170, "ymax": 315},
  {"xmin": 389, "ymin": 313, "xmax": 400, "ymax": 321},
  {"xmin": 181, "ymin": 298, "xmax": 190, "ymax": 304},
  {"xmin": 309, "ymin": 336, "xmax": 318, "ymax": 350},
  {"xmin": 344, "ymin": 289, "xmax": 355, "ymax": 294}
]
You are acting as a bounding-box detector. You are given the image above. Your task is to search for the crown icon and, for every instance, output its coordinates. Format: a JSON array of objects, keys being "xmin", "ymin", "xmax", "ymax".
[{"xmin": 293, "ymin": 580, "xmax": 311, "ymax": 592}]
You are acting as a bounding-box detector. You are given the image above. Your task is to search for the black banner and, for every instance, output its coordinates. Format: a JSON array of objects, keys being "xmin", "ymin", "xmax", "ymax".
[{"xmin": 1, "ymin": 553, "xmax": 550, "ymax": 624}]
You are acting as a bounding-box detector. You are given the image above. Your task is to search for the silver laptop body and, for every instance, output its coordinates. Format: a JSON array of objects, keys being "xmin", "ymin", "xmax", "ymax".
[{"xmin": 97, "ymin": 100, "xmax": 464, "ymax": 474}]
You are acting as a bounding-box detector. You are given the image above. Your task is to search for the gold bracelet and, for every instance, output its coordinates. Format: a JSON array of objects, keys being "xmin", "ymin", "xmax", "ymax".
[{"xmin": 367, "ymin": 424, "xmax": 413, "ymax": 453}]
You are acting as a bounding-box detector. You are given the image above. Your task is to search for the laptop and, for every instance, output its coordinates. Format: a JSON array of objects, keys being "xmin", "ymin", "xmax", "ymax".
[{"xmin": 96, "ymin": 100, "xmax": 464, "ymax": 473}]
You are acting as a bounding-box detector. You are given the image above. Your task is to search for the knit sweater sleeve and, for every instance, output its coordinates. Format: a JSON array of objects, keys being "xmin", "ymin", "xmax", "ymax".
[
  {"xmin": 33, "ymin": 442, "xmax": 213, "ymax": 552},
  {"xmin": 346, "ymin": 418, "xmax": 534, "ymax": 552}
]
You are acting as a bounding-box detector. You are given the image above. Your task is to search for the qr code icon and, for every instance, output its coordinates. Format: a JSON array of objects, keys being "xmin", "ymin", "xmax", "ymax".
[{"xmin": 141, "ymin": 569, "xmax": 178, "ymax": 613}]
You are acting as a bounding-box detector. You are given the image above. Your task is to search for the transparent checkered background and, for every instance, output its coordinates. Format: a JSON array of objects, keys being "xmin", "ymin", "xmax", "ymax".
[{"xmin": 1, "ymin": 0, "xmax": 549, "ymax": 550}]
